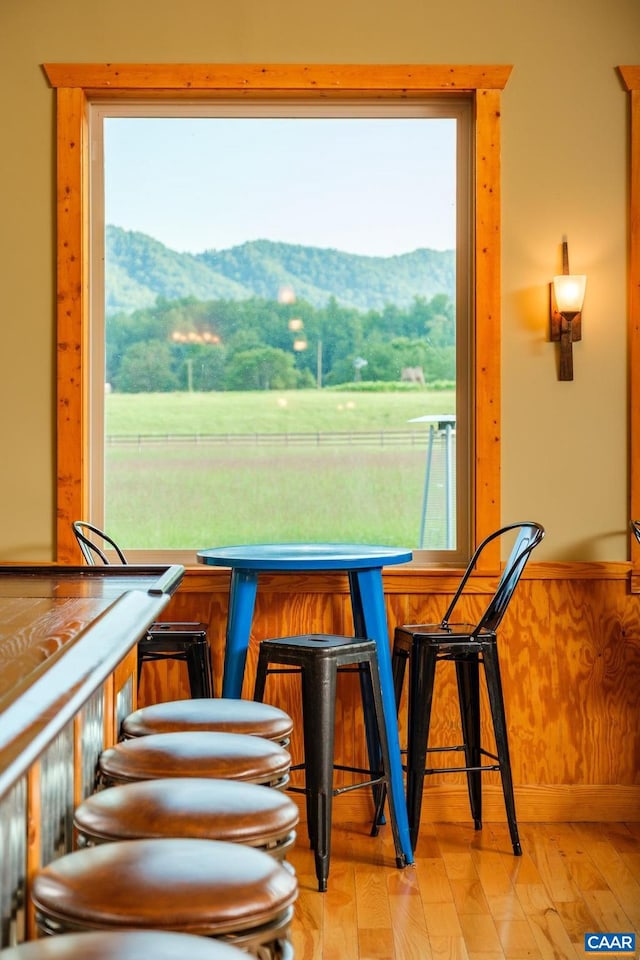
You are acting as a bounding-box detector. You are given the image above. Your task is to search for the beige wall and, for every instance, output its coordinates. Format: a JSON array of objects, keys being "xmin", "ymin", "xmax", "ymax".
[{"xmin": 1, "ymin": 0, "xmax": 638, "ymax": 561}]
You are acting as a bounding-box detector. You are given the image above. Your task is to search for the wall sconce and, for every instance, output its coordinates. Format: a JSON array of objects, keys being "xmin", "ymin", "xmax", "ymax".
[{"xmin": 550, "ymin": 239, "xmax": 586, "ymax": 381}]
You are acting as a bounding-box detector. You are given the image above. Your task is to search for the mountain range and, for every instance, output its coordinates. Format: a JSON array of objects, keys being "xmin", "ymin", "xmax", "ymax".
[{"xmin": 106, "ymin": 224, "xmax": 455, "ymax": 316}]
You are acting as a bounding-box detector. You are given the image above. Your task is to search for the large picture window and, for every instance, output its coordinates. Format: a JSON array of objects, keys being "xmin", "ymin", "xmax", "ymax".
[
  {"xmin": 45, "ymin": 64, "xmax": 510, "ymax": 570},
  {"xmin": 91, "ymin": 101, "xmax": 470, "ymax": 559}
]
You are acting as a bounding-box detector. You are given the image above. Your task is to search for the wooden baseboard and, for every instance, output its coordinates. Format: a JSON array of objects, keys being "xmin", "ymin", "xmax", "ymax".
[{"xmin": 290, "ymin": 784, "xmax": 640, "ymax": 823}]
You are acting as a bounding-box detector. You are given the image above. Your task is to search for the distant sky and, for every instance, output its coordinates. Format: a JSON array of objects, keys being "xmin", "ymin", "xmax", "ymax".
[{"xmin": 104, "ymin": 117, "xmax": 456, "ymax": 258}]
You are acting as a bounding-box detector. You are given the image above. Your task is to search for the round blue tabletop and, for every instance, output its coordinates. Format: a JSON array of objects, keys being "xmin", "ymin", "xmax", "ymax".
[{"xmin": 197, "ymin": 543, "xmax": 413, "ymax": 571}]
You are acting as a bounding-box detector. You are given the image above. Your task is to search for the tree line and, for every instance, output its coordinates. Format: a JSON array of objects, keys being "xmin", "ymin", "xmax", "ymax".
[{"xmin": 107, "ymin": 292, "xmax": 455, "ymax": 393}]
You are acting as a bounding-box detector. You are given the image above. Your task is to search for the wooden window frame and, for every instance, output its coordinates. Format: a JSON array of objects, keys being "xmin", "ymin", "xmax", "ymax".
[
  {"xmin": 44, "ymin": 63, "xmax": 512, "ymax": 570},
  {"xmin": 619, "ymin": 67, "xmax": 640, "ymax": 589}
]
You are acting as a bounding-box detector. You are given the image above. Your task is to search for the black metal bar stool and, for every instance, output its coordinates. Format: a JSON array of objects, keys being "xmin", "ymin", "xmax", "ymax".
[
  {"xmin": 98, "ymin": 731, "xmax": 291, "ymax": 790},
  {"xmin": 31, "ymin": 838, "xmax": 298, "ymax": 959},
  {"xmin": 141, "ymin": 622, "xmax": 213, "ymax": 699},
  {"xmin": 74, "ymin": 778, "xmax": 299, "ymax": 861},
  {"xmin": 72, "ymin": 521, "xmax": 213, "ymax": 698},
  {"xmin": 254, "ymin": 633, "xmax": 407, "ymax": 892},
  {"xmin": 122, "ymin": 698, "xmax": 293, "ymax": 746},
  {"xmin": 392, "ymin": 521, "xmax": 544, "ymax": 854},
  {"xmin": 0, "ymin": 931, "xmax": 248, "ymax": 960}
]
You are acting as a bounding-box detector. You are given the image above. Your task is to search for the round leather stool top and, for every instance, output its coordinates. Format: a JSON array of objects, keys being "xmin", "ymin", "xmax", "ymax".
[
  {"xmin": 74, "ymin": 778, "xmax": 299, "ymax": 856},
  {"xmin": 0, "ymin": 930, "xmax": 247, "ymax": 960},
  {"xmin": 123, "ymin": 698, "xmax": 293, "ymax": 745},
  {"xmin": 31, "ymin": 838, "xmax": 298, "ymax": 939},
  {"xmin": 99, "ymin": 732, "xmax": 291, "ymax": 788}
]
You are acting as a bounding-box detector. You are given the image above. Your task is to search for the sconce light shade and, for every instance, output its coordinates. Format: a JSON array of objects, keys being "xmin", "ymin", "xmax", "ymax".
[{"xmin": 552, "ymin": 274, "xmax": 587, "ymax": 316}]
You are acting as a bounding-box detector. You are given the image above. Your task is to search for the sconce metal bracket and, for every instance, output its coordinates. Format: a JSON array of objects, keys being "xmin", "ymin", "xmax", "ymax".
[{"xmin": 549, "ymin": 287, "xmax": 582, "ymax": 342}]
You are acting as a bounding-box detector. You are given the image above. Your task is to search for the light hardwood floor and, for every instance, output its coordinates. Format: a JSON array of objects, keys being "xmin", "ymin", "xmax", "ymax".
[{"xmin": 288, "ymin": 819, "xmax": 640, "ymax": 959}]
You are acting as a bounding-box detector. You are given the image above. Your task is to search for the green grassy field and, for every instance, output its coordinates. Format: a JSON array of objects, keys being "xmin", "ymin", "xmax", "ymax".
[
  {"xmin": 106, "ymin": 388, "xmax": 455, "ymax": 436},
  {"xmin": 104, "ymin": 389, "xmax": 455, "ymax": 549}
]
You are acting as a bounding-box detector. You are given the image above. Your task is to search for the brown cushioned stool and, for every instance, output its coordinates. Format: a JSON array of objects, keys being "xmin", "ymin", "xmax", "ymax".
[
  {"xmin": 0, "ymin": 931, "xmax": 247, "ymax": 960},
  {"xmin": 98, "ymin": 731, "xmax": 291, "ymax": 789},
  {"xmin": 123, "ymin": 698, "xmax": 293, "ymax": 746},
  {"xmin": 31, "ymin": 838, "xmax": 297, "ymax": 959},
  {"xmin": 74, "ymin": 778, "xmax": 299, "ymax": 860}
]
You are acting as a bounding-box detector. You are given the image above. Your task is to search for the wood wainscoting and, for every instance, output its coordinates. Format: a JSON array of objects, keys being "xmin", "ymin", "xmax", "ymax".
[{"xmin": 139, "ymin": 562, "xmax": 640, "ymax": 823}]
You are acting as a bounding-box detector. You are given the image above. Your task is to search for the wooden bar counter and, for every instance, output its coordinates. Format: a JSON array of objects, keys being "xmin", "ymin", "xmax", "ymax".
[{"xmin": 0, "ymin": 564, "xmax": 184, "ymax": 947}]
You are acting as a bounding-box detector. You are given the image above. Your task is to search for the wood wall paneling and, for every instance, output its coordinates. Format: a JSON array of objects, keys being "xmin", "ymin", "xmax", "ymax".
[{"xmin": 143, "ymin": 565, "xmax": 640, "ymax": 822}]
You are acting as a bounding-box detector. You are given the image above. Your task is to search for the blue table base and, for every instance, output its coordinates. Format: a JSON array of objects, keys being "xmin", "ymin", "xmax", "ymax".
[{"xmin": 198, "ymin": 543, "xmax": 415, "ymax": 865}]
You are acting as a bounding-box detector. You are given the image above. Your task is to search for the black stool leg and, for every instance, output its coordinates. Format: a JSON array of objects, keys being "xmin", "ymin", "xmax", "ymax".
[
  {"xmin": 455, "ymin": 654, "xmax": 482, "ymax": 830},
  {"xmin": 357, "ymin": 660, "xmax": 384, "ymax": 836},
  {"xmin": 300, "ymin": 656, "xmax": 337, "ymax": 892},
  {"xmin": 186, "ymin": 639, "xmax": 214, "ymax": 699},
  {"xmin": 201, "ymin": 639, "xmax": 215, "ymax": 698},
  {"xmin": 482, "ymin": 643, "xmax": 522, "ymax": 855},
  {"xmin": 137, "ymin": 646, "xmax": 145, "ymax": 694},
  {"xmin": 254, "ymin": 647, "xmax": 317, "ymax": 848},
  {"xmin": 186, "ymin": 638, "xmax": 213, "ymax": 699},
  {"xmin": 391, "ymin": 638, "xmax": 410, "ymax": 712},
  {"xmin": 254, "ymin": 646, "xmax": 268, "ymax": 703},
  {"xmin": 406, "ymin": 639, "xmax": 437, "ymax": 852},
  {"xmin": 357, "ymin": 661, "xmax": 386, "ymax": 833}
]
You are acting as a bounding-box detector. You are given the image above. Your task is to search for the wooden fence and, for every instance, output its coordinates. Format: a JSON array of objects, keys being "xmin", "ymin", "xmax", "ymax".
[{"xmin": 106, "ymin": 428, "xmax": 454, "ymax": 447}]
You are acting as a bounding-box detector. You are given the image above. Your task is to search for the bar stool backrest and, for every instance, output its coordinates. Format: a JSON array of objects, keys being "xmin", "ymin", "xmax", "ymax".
[
  {"xmin": 71, "ymin": 520, "xmax": 214, "ymax": 700},
  {"xmin": 72, "ymin": 521, "xmax": 128, "ymax": 565},
  {"xmin": 440, "ymin": 521, "xmax": 545, "ymax": 635}
]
